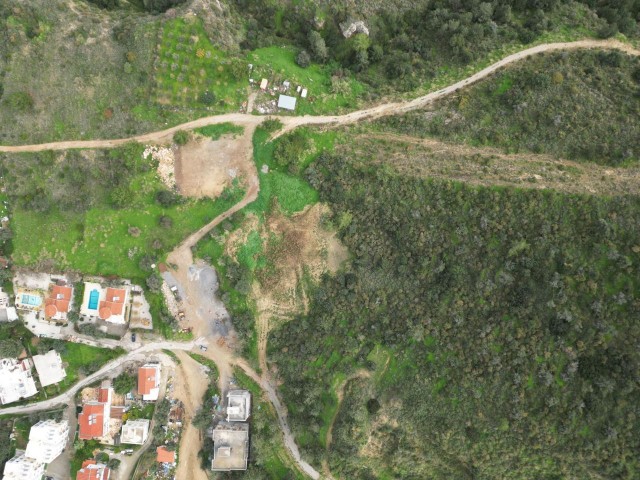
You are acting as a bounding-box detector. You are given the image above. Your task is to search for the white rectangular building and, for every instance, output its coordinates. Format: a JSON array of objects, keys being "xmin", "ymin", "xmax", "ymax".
[
  {"xmin": 120, "ymin": 419, "xmax": 150, "ymax": 445},
  {"xmin": 277, "ymin": 94, "xmax": 297, "ymax": 111},
  {"xmin": 226, "ymin": 390, "xmax": 251, "ymax": 422},
  {"xmin": 32, "ymin": 350, "xmax": 67, "ymax": 387},
  {"xmin": 0, "ymin": 358, "xmax": 38, "ymax": 405},
  {"xmin": 1, "ymin": 453, "xmax": 45, "ymax": 480},
  {"xmin": 25, "ymin": 419, "xmax": 69, "ymax": 464}
]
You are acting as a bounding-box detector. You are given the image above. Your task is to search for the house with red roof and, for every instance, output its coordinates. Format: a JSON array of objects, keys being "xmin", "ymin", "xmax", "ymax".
[
  {"xmin": 78, "ymin": 402, "xmax": 110, "ymax": 440},
  {"xmin": 156, "ymin": 446, "xmax": 176, "ymax": 465},
  {"xmin": 44, "ymin": 283, "xmax": 73, "ymax": 322},
  {"xmin": 76, "ymin": 459, "xmax": 111, "ymax": 480},
  {"xmin": 138, "ymin": 363, "xmax": 161, "ymax": 401},
  {"xmin": 80, "ymin": 282, "xmax": 130, "ymax": 324}
]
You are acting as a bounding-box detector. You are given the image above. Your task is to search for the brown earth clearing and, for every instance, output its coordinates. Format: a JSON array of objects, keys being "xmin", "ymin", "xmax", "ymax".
[{"xmin": 175, "ymin": 131, "xmax": 251, "ymax": 198}]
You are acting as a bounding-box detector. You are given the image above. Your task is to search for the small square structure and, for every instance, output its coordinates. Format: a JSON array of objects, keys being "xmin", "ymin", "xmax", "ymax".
[
  {"xmin": 260, "ymin": 78, "xmax": 268, "ymax": 90},
  {"xmin": 211, "ymin": 422, "xmax": 249, "ymax": 471},
  {"xmin": 277, "ymin": 95, "xmax": 297, "ymax": 111},
  {"xmin": 120, "ymin": 419, "xmax": 150, "ymax": 445},
  {"xmin": 226, "ymin": 390, "xmax": 251, "ymax": 422},
  {"xmin": 1, "ymin": 452, "xmax": 45, "ymax": 480},
  {"xmin": 0, "ymin": 358, "xmax": 38, "ymax": 405},
  {"xmin": 25, "ymin": 419, "xmax": 69, "ymax": 464},
  {"xmin": 32, "ymin": 350, "xmax": 67, "ymax": 387},
  {"xmin": 301, "ymin": 88, "xmax": 308, "ymax": 98}
]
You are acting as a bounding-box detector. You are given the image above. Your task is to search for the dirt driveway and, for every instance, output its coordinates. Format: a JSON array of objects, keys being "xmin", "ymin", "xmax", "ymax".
[{"xmin": 174, "ymin": 350, "xmax": 211, "ymax": 480}]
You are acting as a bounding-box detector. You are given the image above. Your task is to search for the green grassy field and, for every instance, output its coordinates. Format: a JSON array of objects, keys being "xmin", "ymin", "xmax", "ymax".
[
  {"xmin": 11, "ymin": 171, "xmax": 245, "ymax": 281},
  {"xmin": 193, "ymin": 122, "xmax": 244, "ymax": 140}
]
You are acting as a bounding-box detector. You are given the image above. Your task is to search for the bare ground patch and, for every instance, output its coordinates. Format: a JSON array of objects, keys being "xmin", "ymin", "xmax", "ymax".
[{"xmin": 174, "ymin": 133, "xmax": 250, "ymax": 198}]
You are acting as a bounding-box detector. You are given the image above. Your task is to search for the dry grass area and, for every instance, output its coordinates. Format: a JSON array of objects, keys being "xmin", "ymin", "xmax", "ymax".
[{"xmin": 347, "ymin": 134, "xmax": 640, "ymax": 197}]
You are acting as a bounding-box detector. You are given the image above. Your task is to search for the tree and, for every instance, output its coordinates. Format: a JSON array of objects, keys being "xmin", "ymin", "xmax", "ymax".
[
  {"xmin": 296, "ymin": 50, "xmax": 311, "ymax": 68},
  {"xmin": 146, "ymin": 274, "xmax": 162, "ymax": 292},
  {"xmin": 139, "ymin": 254, "xmax": 156, "ymax": 272},
  {"xmin": 156, "ymin": 190, "xmax": 178, "ymax": 208},
  {"xmin": 0, "ymin": 339, "xmax": 22, "ymax": 357},
  {"xmin": 198, "ymin": 90, "xmax": 216, "ymax": 106},
  {"xmin": 107, "ymin": 458, "xmax": 121, "ymax": 470},
  {"xmin": 3, "ymin": 91, "xmax": 34, "ymax": 112},
  {"xmin": 173, "ymin": 130, "xmax": 189, "ymax": 146},
  {"xmin": 113, "ymin": 373, "xmax": 136, "ymax": 394},
  {"xmin": 308, "ymin": 31, "xmax": 328, "ymax": 62},
  {"xmin": 159, "ymin": 215, "xmax": 173, "ymax": 229}
]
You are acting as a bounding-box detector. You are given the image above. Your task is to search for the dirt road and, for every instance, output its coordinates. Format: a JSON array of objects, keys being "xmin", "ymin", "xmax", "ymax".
[
  {"xmin": 174, "ymin": 350, "xmax": 211, "ymax": 480},
  {"xmin": 1, "ymin": 40, "xmax": 637, "ymax": 154}
]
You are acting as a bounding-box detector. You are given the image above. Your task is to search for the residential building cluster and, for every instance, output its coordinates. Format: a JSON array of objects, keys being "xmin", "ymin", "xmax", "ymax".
[{"xmin": 1, "ymin": 420, "xmax": 68, "ymax": 480}]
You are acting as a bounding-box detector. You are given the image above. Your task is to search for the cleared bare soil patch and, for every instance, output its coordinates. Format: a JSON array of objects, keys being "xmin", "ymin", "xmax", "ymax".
[{"xmin": 174, "ymin": 134, "xmax": 250, "ymax": 198}]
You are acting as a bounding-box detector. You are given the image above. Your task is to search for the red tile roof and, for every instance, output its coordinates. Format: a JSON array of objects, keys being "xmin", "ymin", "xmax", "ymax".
[
  {"xmin": 138, "ymin": 366, "xmax": 158, "ymax": 395},
  {"xmin": 78, "ymin": 403, "xmax": 107, "ymax": 440},
  {"xmin": 98, "ymin": 288, "xmax": 126, "ymax": 319},
  {"xmin": 156, "ymin": 446, "xmax": 176, "ymax": 464},
  {"xmin": 44, "ymin": 284, "xmax": 72, "ymax": 318},
  {"xmin": 76, "ymin": 460, "xmax": 110, "ymax": 480},
  {"xmin": 98, "ymin": 386, "xmax": 111, "ymax": 404}
]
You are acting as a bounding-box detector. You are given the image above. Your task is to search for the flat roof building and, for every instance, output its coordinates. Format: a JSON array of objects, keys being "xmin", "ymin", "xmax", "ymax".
[
  {"xmin": 1, "ymin": 452, "xmax": 45, "ymax": 480},
  {"xmin": 120, "ymin": 419, "xmax": 150, "ymax": 445},
  {"xmin": 32, "ymin": 350, "xmax": 67, "ymax": 387},
  {"xmin": 226, "ymin": 390, "xmax": 251, "ymax": 422},
  {"xmin": 277, "ymin": 94, "xmax": 297, "ymax": 111},
  {"xmin": 25, "ymin": 419, "xmax": 69, "ymax": 464},
  {"xmin": 211, "ymin": 422, "xmax": 249, "ymax": 471},
  {"xmin": 138, "ymin": 363, "xmax": 161, "ymax": 401},
  {"xmin": 0, "ymin": 358, "xmax": 38, "ymax": 405}
]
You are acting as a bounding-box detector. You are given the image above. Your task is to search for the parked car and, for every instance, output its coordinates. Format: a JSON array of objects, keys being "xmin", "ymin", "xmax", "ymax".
[
  {"xmin": 131, "ymin": 332, "xmax": 136, "ymax": 342},
  {"xmin": 199, "ymin": 345, "xmax": 208, "ymax": 351}
]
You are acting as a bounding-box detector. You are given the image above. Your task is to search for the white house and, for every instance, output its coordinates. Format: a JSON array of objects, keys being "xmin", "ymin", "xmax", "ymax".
[
  {"xmin": 25, "ymin": 419, "xmax": 69, "ymax": 464},
  {"xmin": 1, "ymin": 453, "xmax": 45, "ymax": 480},
  {"xmin": 120, "ymin": 419, "xmax": 150, "ymax": 445},
  {"xmin": 32, "ymin": 350, "xmax": 66, "ymax": 387},
  {"xmin": 0, "ymin": 358, "xmax": 38, "ymax": 405}
]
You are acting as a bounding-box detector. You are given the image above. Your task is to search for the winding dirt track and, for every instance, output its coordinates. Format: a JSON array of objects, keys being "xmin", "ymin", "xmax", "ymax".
[
  {"xmin": 0, "ymin": 40, "xmax": 637, "ymax": 154},
  {"xmin": 2, "ymin": 39, "xmax": 639, "ymax": 480}
]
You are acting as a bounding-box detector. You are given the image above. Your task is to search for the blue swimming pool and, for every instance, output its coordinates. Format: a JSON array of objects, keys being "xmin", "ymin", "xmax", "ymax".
[
  {"xmin": 21, "ymin": 294, "xmax": 42, "ymax": 307},
  {"xmin": 88, "ymin": 289, "xmax": 100, "ymax": 310}
]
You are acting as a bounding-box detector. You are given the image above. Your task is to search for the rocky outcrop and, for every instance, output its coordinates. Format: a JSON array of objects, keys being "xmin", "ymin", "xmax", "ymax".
[{"xmin": 340, "ymin": 20, "xmax": 369, "ymax": 38}]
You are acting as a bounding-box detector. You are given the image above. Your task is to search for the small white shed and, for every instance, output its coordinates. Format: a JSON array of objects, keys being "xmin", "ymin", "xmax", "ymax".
[{"xmin": 277, "ymin": 95, "xmax": 297, "ymax": 111}]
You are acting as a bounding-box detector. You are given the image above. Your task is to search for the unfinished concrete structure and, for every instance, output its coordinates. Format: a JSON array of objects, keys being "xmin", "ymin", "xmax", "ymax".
[
  {"xmin": 226, "ymin": 390, "xmax": 251, "ymax": 422},
  {"xmin": 211, "ymin": 422, "xmax": 249, "ymax": 471}
]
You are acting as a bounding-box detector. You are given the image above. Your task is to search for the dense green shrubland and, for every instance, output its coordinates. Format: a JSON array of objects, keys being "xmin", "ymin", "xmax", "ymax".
[
  {"xmin": 376, "ymin": 50, "xmax": 640, "ymax": 165},
  {"xmin": 268, "ymin": 153, "xmax": 640, "ymax": 478}
]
